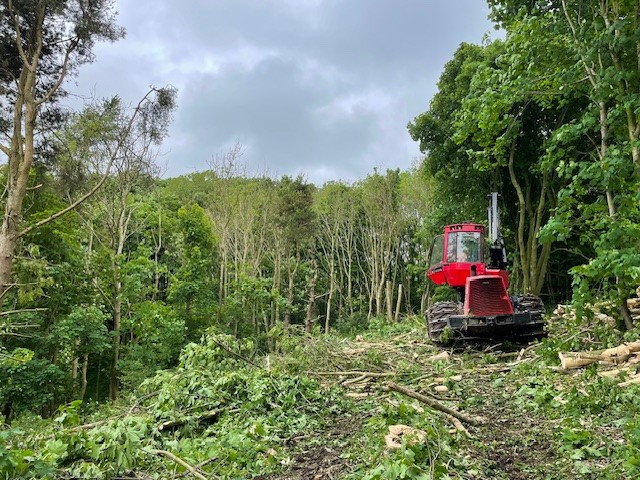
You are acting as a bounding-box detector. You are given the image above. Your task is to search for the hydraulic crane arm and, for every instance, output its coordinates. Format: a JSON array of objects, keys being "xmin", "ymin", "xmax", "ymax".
[{"xmin": 487, "ymin": 192, "xmax": 507, "ymax": 270}]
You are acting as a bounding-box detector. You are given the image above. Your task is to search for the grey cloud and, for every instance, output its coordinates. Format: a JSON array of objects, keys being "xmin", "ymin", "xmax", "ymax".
[{"xmin": 71, "ymin": 0, "xmax": 496, "ymax": 184}]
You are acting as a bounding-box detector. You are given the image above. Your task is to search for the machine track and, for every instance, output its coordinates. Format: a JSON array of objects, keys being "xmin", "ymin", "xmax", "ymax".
[
  {"xmin": 426, "ymin": 301, "xmax": 463, "ymax": 343},
  {"xmin": 426, "ymin": 295, "xmax": 547, "ymax": 345},
  {"xmin": 512, "ymin": 293, "xmax": 546, "ymax": 342}
]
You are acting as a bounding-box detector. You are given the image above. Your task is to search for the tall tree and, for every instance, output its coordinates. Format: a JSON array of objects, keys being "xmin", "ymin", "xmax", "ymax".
[
  {"xmin": 0, "ymin": 0, "xmax": 124, "ymax": 303},
  {"xmin": 76, "ymin": 98, "xmax": 175, "ymax": 399},
  {"xmin": 488, "ymin": 0, "xmax": 640, "ymax": 325},
  {"xmin": 408, "ymin": 42, "xmax": 495, "ymax": 231},
  {"xmin": 358, "ymin": 169, "xmax": 405, "ymax": 318},
  {"xmin": 275, "ymin": 176, "xmax": 316, "ymax": 327}
]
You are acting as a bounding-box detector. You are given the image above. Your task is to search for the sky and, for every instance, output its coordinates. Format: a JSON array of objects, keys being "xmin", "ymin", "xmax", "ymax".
[{"xmin": 68, "ymin": 0, "xmax": 497, "ymax": 185}]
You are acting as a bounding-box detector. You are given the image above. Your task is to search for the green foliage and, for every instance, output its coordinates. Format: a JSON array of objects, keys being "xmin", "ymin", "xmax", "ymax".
[
  {"xmin": 0, "ymin": 427, "xmax": 56, "ymax": 479},
  {"xmin": 222, "ymin": 274, "xmax": 288, "ymax": 341},
  {"xmin": 52, "ymin": 306, "xmax": 111, "ymax": 361},
  {"xmin": 334, "ymin": 312, "xmax": 370, "ymax": 336},
  {"xmin": 345, "ymin": 402, "xmax": 459, "ymax": 480},
  {"xmin": 118, "ymin": 301, "xmax": 185, "ymax": 391},
  {"xmin": 3, "ymin": 333, "xmax": 351, "ymax": 478},
  {"xmin": 0, "ymin": 355, "xmax": 66, "ymax": 420},
  {"xmin": 169, "ymin": 203, "xmax": 218, "ymax": 338}
]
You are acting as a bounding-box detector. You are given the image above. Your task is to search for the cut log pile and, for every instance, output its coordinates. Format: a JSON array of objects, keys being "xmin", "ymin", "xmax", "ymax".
[
  {"xmin": 558, "ymin": 341, "xmax": 640, "ymax": 369},
  {"xmin": 558, "ymin": 341, "xmax": 640, "ymax": 387},
  {"xmin": 555, "ymin": 291, "xmax": 640, "ymax": 386},
  {"xmin": 552, "ymin": 287, "xmax": 640, "ymax": 327}
]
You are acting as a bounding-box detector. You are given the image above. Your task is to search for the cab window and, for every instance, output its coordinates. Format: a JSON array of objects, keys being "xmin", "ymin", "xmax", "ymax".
[
  {"xmin": 447, "ymin": 232, "xmax": 482, "ymax": 263},
  {"xmin": 429, "ymin": 234, "xmax": 444, "ymax": 268}
]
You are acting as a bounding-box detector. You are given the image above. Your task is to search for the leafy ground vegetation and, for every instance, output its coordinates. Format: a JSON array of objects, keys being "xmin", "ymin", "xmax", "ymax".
[{"xmin": 3, "ymin": 313, "xmax": 640, "ymax": 479}]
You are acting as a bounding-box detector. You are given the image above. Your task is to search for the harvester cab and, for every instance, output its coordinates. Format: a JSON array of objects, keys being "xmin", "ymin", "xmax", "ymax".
[{"xmin": 425, "ymin": 193, "xmax": 545, "ymax": 344}]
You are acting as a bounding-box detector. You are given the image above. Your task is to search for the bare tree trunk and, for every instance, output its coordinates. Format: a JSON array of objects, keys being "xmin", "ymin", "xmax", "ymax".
[
  {"xmin": 110, "ymin": 262, "xmax": 122, "ymax": 400},
  {"xmin": 386, "ymin": 280, "xmax": 393, "ymax": 322},
  {"xmin": 80, "ymin": 353, "xmax": 89, "ymax": 400},
  {"xmin": 508, "ymin": 142, "xmax": 530, "ymax": 293},
  {"xmin": 394, "ymin": 284, "xmax": 403, "ymax": 322},
  {"xmin": 325, "ymin": 264, "xmax": 335, "ymax": 334},
  {"xmin": 305, "ymin": 260, "xmax": 318, "ymax": 334}
]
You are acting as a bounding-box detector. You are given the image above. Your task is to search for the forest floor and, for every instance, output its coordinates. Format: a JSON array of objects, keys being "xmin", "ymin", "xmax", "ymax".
[
  {"xmin": 7, "ymin": 314, "xmax": 640, "ymax": 479},
  {"xmin": 259, "ymin": 316, "xmax": 639, "ymax": 480}
]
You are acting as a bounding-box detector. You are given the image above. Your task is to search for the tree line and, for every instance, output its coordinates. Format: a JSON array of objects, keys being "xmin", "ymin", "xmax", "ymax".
[
  {"xmin": 409, "ymin": 0, "xmax": 640, "ymax": 325},
  {"xmin": 2, "ymin": 0, "xmax": 640, "ymax": 421}
]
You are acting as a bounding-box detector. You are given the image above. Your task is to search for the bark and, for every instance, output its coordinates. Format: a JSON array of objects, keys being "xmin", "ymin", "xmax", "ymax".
[
  {"xmin": 386, "ymin": 382, "xmax": 486, "ymax": 426},
  {"xmin": 80, "ymin": 353, "xmax": 89, "ymax": 400},
  {"xmin": 508, "ymin": 142, "xmax": 530, "ymax": 293},
  {"xmin": 386, "ymin": 280, "xmax": 393, "ymax": 322},
  {"xmin": 304, "ymin": 260, "xmax": 318, "ymax": 334},
  {"xmin": 394, "ymin": 283, "xmax": 403, "ymax": 322},
  {"xmin": 619, "ymin": 293, "xmax": 635, "ymax": 331}
]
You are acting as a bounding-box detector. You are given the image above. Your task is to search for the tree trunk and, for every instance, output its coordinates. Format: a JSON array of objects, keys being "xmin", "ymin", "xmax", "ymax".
[
  {"xmin": 386, "ymin": 280, "xmax": 393, "ymax": 322},
  {"xmin": 305, "ymin": 261, "xmax": 318, "ymax": 334},
  {"xmin": 0, "ymin": 67, "xmax": 37, "ymax": 303},
  {"xmin": 325, "ymin": 264, "xmax": 335, "ymax": 334},
  {"xmin": 394, "ymin": 283, "xmax": 403, "ymax": 322},
  {"xmin": 80, "ymin": 353, "xmax": 89, "ymax": 400},
  {"xmin": 110, "ymin": 270, "xmax": 122, "ymax": 401},
  {"xmin": 284, "ymin": 267, "xmax": 295, "ymax": 327}
]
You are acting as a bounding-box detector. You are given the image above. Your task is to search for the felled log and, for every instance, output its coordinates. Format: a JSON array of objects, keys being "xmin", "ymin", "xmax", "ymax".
[
  {"xmin": 618, "ymin": 375, "xmax": 640, "ymax": 387},
  {"xmin": 386, "ymin": 382, "xmax": 486, "ymax": 426},
  {"xmin": 558, "ymin": 341, "xmax": 640, "ymax": 370}
]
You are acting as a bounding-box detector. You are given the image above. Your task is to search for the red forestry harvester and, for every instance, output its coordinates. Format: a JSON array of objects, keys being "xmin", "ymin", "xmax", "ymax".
[{"xmin": 425, "ymin": 193, "xmax": 545, "ymax": 344}]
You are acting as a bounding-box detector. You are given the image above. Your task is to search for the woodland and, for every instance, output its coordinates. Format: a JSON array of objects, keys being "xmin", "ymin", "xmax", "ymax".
[{"xmin": 1, "ymin": 0, "xmax": 640, "ymax": 479}]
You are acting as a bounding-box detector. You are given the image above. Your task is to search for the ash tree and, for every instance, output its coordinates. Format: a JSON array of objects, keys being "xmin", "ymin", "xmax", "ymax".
[{"xmin": 0, "ymin": 0, "xmax": 126, "ymax": 303}]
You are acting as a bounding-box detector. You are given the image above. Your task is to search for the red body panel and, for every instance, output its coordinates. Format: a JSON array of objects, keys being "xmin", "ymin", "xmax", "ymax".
[
  {"xmin": 427, "ymin": 223, "xmax": 512, "ymax": 316},
  {"xmin": 464, "ymin": 275, "xmax": 513, "ymax": 316}
]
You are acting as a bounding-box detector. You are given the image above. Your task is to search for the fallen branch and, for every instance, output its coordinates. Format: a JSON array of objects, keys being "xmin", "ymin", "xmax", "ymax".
[
  {"xmin": 444, "ymin": 413, "xmax": 471, "ymax": 437},
  {"xmin": 342, "ymin": 375, "xmax": 368, "ymax": 386},
  {"xmin": 158, "ymin": 408, "xmax": 222, "ymax": 431},
  {"xmin": 385, "ymin": 382, "xmax": 486, "ymax": 426},
  {"xmin": 313, "ymin": 371, "xmax": 395, "ymax": 377},
  {"xmin": 144, "ymin": 448, "xmax": 211, "ymax": 480}
]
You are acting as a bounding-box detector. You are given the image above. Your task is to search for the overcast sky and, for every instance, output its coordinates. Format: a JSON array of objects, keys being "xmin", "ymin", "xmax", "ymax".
[{"xmin": 68, "ymin": 0, "xmax": 496, "ymax": 185}]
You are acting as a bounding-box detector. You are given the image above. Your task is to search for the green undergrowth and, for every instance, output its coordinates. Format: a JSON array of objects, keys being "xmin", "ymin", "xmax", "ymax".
[
  {"xmin": 3, "ymin": 315, "xmax": 640, "ymax": 479},
  {"xmin": 1, "ymin": 332, "xmax": 353, "ymax": 479},
  {"xmin": 503, "ymin": 359, "xmax": 640, "ymax": 478}
]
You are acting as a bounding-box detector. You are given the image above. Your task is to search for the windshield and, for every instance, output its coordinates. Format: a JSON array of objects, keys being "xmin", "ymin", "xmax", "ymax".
[
  {"xmin": 447, "ymin": 232, "xmax": 482, "ymax": 263},
  {"xmin": 429, "ymin": 234, "xmax": 444, "ymax": 268}
]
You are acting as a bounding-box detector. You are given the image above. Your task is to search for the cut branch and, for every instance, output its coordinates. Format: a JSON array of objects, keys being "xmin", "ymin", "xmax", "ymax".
[
  {"xmin": 386, "ymin": 381, "xmax": 487, "ymax": 426},
  {"xmin": 143, "ymin": 448, "xmax": 210, "ymax": 480},
  {"xmin": 313, "ymin": 371, "xmax": 395, "ymax": 377}
]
